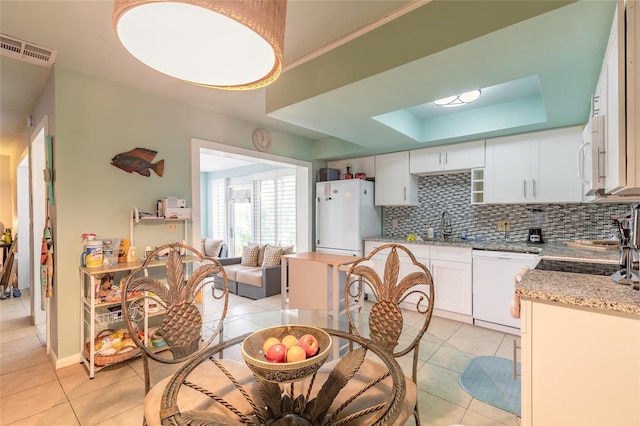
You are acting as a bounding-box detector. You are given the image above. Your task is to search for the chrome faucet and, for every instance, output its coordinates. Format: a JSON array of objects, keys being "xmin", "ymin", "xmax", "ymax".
[{"xmin": 441, "ymin": 210, "xmax": 452, "ymax": 239}]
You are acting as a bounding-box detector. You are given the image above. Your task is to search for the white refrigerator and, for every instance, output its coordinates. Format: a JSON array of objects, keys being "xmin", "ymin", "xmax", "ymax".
[{"xmin": 316, "ymin": 179, "xmax": 381, "ymax": 257}]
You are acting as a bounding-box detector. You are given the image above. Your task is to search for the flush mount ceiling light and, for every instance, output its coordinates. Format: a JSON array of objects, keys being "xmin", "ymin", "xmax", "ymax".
[
  {"xmin": 434, "ymin": 89, "xmax": 482, "ymax": 107},
  {"xmin": 112, "ymin": 0, "xmax": 287, "ymax": 90}
]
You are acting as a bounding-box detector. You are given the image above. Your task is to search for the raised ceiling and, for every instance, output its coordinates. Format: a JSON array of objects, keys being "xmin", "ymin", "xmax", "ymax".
[{"xmin": 0, "ymin": 1, "xmax": 616, "ymax": 160}]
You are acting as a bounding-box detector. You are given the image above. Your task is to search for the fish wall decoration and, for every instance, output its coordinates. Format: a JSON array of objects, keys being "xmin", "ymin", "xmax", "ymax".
[{"xmin": 111, "ymin": 148, "xmax": 164, "ymax": 177}]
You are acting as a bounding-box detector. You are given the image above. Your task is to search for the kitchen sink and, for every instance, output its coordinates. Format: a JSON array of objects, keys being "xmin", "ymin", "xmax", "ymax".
[{"xmin": 534, "ymin": 258, "xmax": 620, "ymax": 276}]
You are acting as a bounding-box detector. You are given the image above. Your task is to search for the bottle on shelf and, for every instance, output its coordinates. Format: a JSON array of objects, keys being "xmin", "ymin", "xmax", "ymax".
[{"xmin": 103, "ymin": 240, "xmax": 116, "ymax": 267}]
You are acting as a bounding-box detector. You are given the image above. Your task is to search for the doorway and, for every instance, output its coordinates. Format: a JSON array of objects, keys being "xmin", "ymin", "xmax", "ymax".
[
  {"xmin": 190, "ymin": 138, "xmax": 312, "ymax": 254},
  {"xmin": 16, "ymin": 117, "xmax": 48, "ymax": 345},
  {"xmin": 229, "ymin": 189, "xmax": 251, "ymax": 257}
]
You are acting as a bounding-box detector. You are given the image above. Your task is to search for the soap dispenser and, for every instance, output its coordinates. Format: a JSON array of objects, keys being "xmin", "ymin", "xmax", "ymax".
[{"xmin": 427, "ymin": 225, "xmax": 434, "ymax": 240}]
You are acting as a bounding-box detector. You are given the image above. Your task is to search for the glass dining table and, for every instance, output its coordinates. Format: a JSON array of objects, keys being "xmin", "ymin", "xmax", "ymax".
[{"xmin": 149, "ymin": 308, "xmax": 411, "ymax": 426}]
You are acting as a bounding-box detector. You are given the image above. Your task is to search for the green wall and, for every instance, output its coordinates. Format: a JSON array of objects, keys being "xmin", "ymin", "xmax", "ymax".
[{"xmin": 49, "ymin": 66, "xmax": 317, "ymax": 362}]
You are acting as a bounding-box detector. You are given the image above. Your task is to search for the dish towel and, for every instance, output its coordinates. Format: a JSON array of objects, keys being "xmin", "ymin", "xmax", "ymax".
[{"xmin": 509, "ymin": 266, "xmax": 529, "ymax": 319}]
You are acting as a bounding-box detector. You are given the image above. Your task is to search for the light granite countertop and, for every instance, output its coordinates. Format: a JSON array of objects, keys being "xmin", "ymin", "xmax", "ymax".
[
  {"xmin": 364, "ymin": 237, "xmax": 619, "ymax": 262},
  {"xmin": 516, "ymin": 269, "xmax": 640, "ymax": 316},
  {"xmin": 365, "ymin": 237, "xmax": 640, "ymax": 316}
]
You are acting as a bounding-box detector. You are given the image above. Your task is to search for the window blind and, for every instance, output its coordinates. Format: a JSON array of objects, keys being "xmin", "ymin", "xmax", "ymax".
[
  {"xmin": 252, "ymin": 170, "xmax": 296, "ymax": 249},
  {"xmin": 210, "ymin": 180, "xmax": 226, "ymax": 240}
]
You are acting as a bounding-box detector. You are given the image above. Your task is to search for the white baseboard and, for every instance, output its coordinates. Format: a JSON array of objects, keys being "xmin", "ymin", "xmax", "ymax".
[
  {"xmin": 54, "ymin": 351, "xmax": 82, "ymax": 370},
  {"xmin": 473, "ymin": 319, "xmax": 520, "ymax": 336},
  {"xmin": 432, "ymin": 308, "xmax": 473, "ymax": 324}
]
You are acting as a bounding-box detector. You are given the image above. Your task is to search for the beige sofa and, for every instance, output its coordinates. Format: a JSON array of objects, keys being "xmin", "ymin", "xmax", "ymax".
[{"xmin": 219, "ymin": 244, "xmax": 293, "ymax": 299}]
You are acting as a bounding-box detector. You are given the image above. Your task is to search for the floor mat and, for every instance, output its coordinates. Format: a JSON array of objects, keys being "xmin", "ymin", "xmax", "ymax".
[{"xmin": 459, "ymin": 355, "xmax": 521, "ymax": 417}]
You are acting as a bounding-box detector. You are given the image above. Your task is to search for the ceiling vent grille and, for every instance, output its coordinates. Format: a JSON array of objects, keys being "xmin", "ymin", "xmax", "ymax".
[{"xmin": 0, "ymin": 34, "xmax": 57, "ymax": 68}]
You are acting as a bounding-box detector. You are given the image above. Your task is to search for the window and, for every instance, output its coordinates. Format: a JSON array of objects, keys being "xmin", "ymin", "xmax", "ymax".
[
  {"xmin": 210, "ymin": 179, "xmax": 226, "ymax": 240},
  {"xmin": 252, "ymin": 169, "xmax": 296, "ymax": 249},
  {"xmin": 229, "ymin": 185, "xmax": 252, "ymax": 256}
]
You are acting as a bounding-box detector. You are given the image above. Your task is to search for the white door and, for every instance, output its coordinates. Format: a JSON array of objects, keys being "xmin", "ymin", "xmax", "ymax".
[
  {"xmin": 30, "ymin": 134, "xmax": 46, "ymax": 326},
  {"xmin": 229, "ymin": 196, "xmax": 251, "ymax": 257}
]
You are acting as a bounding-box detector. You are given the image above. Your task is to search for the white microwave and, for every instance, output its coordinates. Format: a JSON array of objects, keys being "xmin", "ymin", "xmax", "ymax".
[{"xmin": 577, "ymin": 114, "xmax": 606, "ymax": 196}]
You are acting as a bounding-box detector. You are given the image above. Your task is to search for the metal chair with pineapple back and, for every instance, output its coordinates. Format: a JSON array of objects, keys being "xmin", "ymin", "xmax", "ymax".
[
  {"xmin": 345, "ymin": 243, "xmax": 435, "ymax": 425},
  {"xmin": 120, "ymin": 242, "xmax": 229, "ymax": 423}
]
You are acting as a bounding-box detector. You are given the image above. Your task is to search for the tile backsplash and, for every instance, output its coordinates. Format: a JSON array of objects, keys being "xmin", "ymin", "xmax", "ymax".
[{"xmin": 383, "ymin": 173, "xmax": 635, "ymax": 243}]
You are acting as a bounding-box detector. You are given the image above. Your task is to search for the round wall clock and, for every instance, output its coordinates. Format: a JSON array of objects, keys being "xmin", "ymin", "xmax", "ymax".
[{"xmin": 252, "ymin": 128, "xmax": 272, "ymax": 152}]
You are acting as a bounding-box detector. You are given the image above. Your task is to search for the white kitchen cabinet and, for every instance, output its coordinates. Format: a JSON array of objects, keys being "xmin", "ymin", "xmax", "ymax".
[
  {"xmin": 374, "ymin": 151, "xmax": 418, "ymax": 206},
  {"xmin": 596, "ymin": 3, "xmax": 627, "ymax": 194},
  {"xmin": 409, "ymin": 140, "xmax": 485, "ymax": 175},
  {"xmin": 520, "ymin": 299, "xmax": 640, "ymax": 426},
  {"xmin": 363, "ymin": 241, "xmax": 472, "ymax": 319},
  {"xmin": 429, "ymin": 246, "xmax": 472, "ymax": 316},
  {"xmin": 484, "ymin": 127, "xmax": 583, "ymax": 203},
  {"xmin": 534, "ymin": 126, "xmax": 584, "ymax": 202},
  {"xmin": 484, "ymin": 133, "xmax": 530, "ymax": 203},
  {"xmin": 363, "ymin": 241, "xmax": 429, "ymax": 306}
]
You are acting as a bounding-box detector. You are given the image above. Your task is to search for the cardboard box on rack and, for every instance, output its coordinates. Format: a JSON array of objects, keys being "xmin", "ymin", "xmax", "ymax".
[{"xmin": 164, "ymin": 207, "xmax": 191, "ymax": 219}]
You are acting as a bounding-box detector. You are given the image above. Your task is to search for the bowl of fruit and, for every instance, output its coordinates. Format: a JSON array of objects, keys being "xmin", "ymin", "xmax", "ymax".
[{"xmin": 242, "ymin": 325, "xmax": 332, "ymax": 383}]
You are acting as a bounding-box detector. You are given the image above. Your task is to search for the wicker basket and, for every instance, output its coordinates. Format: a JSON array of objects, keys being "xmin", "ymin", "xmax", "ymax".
[{"xmin": 85, "ymin": 329, "xmax": 140, "ymax": 366}]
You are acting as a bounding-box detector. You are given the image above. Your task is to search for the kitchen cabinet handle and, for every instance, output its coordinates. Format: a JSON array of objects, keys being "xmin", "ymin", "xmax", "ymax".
[
  {"xmin": 532, "ymin": 178, "xmax": 537, "ymax": 197},
  {"xmin": 438, "ymin": 152, "xmax": 442, "ymax": 165},
  {"xmin": 513, "ymin": 339, "xmax": 521, "ymax": 380},
  {"xmin": 523, "ymin": 179, "xmax": 527, "ymax": 198},
  {"xmin": 445, "ymin": 152, "xmax": 448, "ymax": 165},
  {"xmin": 597, "ymin": 147, "xmax": 606, "ymax": 181},
  {"xmin": 403, "ymin": 187, "xmax": 407, "ymax": 201}
]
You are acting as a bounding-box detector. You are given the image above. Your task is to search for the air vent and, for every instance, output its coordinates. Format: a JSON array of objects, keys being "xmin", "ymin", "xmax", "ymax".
[{"xmin": 0, "ymin": 34, "xmax": 57, "ymax": 68}]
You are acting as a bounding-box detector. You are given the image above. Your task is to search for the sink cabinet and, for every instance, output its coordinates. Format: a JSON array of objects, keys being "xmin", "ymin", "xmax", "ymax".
[
  {"xmin": 374, "ymin": 152, "xmax": 418, "ymax": 206},
  {"xmin": 520, "ymin": 299, "xmax": 640, "ymax": 425},
  {"xmin": 363, "ymin": 241, "xmax": 429, "ymax": 307},
  {"xmin": 363, "ymin": 241, "xmax": 472, "ymax": 319},
  {"xmin": 484, "ymin": 126, "xmax": 583, "ymax": 203}
]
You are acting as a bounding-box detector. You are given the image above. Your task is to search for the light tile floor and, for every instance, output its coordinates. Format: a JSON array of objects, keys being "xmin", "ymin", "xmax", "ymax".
[{"xmin": 0, "ymin": 289, "xmax": 521, "ymax": 425}]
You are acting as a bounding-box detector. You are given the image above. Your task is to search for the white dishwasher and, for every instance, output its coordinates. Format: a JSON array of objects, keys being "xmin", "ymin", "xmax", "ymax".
[{"xmin": 472, "ymin": 250, "xmax": 539, "ymax": 332}]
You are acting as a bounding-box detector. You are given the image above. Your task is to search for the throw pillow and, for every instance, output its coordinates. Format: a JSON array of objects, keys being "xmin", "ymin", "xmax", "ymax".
[
  {"xmin": 278, "ymin": 245, "xmax": 295, "ymax": 255},
  {"xmin": 203, "ymin": 238, "xmax": 223, "ymax": 257},
  {"xmin": 240, "ymin": 245, "xmax": 259, "ymax": 266},
  {"xmin": 256, "ymin": 244, "xmax": 268, "ymax": 266},
  {"xmin": 262, "ymin": 245, "xmax": 284, "ymax": 267}
]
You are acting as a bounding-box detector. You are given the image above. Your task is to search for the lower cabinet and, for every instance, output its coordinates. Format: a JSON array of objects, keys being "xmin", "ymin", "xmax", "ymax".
[
  {"xmin": 363, "ymin": 241, "xmax": 472, "ymax": 317},
  {"xmin": 429, "ymin": 246, "xmax": 472, "ymax": 316},
  {"xmin": 520, "ymin": 299, "xmax": 640, "ymax": 426},
  {"xmin": 430, "ymin": 260, "xmax": 472, "ymax": 315}
]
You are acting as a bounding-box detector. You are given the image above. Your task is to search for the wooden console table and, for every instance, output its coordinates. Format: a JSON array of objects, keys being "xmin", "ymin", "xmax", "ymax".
[{"xmin": 281, "ymin": 252, "xmax": 362, "ymax": 313}]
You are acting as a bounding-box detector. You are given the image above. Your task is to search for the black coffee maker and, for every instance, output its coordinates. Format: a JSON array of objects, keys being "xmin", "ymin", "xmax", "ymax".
[{"xmin": 527, "ymin": 208, "xmax": 546, "ymax": 244}]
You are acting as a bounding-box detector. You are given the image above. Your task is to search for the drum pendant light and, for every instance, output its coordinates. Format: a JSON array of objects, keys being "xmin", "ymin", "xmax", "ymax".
[{"xmin": 112, "ymin": 0, "xmax": 287, "ymax": 90}]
